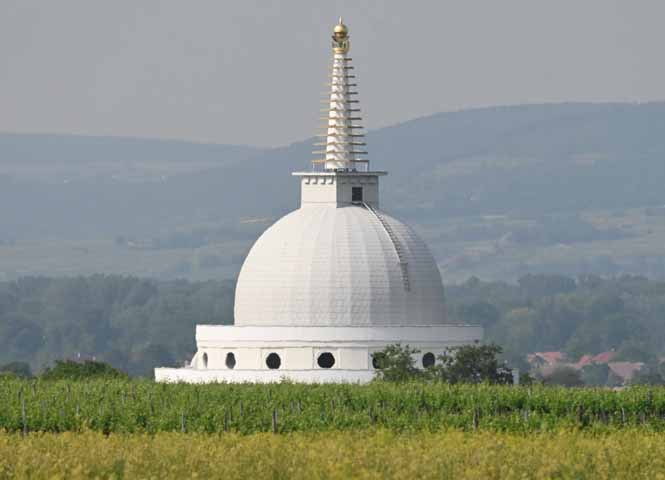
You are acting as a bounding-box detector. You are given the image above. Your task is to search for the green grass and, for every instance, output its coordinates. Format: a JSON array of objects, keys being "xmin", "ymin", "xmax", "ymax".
[{"xmin": 3, "ymin": 379, "xmax": 665, "ymax": 434}]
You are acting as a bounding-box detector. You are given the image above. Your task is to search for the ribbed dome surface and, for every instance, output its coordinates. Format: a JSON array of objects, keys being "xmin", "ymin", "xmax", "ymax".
[{"xmin": 234, "ymin": 205, "xmax": 447, "ymax": 326}]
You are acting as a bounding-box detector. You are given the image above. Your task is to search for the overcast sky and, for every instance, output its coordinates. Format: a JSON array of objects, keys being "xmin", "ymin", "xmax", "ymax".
[{"xmin": 1, "ymin": 0, "xmax": 663, "ymax": 147}]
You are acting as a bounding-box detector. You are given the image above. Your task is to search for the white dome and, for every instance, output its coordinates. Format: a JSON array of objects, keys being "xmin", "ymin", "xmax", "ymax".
[{"xmin": 234, "ymin": 205, "xmax": 447, "ymax": 326}]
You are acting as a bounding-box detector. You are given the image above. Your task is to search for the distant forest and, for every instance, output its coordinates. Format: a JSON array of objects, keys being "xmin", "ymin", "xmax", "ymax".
[
  {"xmin": 1, "ymin": 274, "xmax": 664, "ymax": 377},
  {"xmin": 448, "ymin": 274, "xmax": 665, "ymax": 370},
  {"xmin": 0, "ymin": 276, "xmax": 234, "ymax": 376}
]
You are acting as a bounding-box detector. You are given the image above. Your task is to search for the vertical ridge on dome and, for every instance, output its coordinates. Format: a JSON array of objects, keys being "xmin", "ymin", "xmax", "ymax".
[{"xmin": 312, "ymin": 19, "xmax": 368, "ymax": 172}]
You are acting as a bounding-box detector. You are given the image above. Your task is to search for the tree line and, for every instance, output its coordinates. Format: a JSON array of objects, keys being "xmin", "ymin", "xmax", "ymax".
[
  {"xmin": 1, "ymin": 273, "xmax": 665, "ymax": 377},
  {"xmin": 0, "ymin": 275, "xmax": 234, "ymax": 376},
  {"xmin": 448, "ymin": 274, "xmax": 665, "ymax": 376}
]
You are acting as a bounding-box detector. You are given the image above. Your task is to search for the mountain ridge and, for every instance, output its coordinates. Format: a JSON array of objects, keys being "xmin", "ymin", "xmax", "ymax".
[{"xmin": 2, "ymin": 102, "xmax": 665, "ymax": 281}]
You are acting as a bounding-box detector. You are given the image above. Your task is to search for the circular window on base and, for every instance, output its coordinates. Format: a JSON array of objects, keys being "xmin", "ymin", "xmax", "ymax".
[
  {"xmin": 317, "ymin": 352, "xmax": 335, "ymax": 369},
  {"xmin": 422, "ymin": 352, "xmax": 435, "ymax": 368},
  {"xmin": 266, "ymin": 352, "xmax": 281, "ymax": 370},
  {"xmin": 225, "ymin": 352, "xmax": 236, "ymax": 369},
  {"xmin": 372, "ymin": 352, "xmax": 386, "ymax": 370}
]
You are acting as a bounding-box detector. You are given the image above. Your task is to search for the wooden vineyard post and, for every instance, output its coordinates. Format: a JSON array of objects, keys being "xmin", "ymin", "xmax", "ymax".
[
  {"xmin": 21, "ymin": 391, "xmax": 27, "ymax": 436},
  {"xmin": 272, "ymin": 409, "xmax": 278, "ymax": 434}
]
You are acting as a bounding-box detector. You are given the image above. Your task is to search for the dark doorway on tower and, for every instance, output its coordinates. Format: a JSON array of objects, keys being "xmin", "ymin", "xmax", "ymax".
[{"xmin": 352, "ymin": 186, "xmax": 363, "ymax": 203}]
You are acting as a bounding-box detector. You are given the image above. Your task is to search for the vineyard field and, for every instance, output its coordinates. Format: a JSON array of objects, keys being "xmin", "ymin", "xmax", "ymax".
[
  {"xmin": 1, "ymin": 430, "xmax": 664, "ymax": 478},
  {"xmin": 2, "ymin": 379, "xmax": 665, "ymax": 434}
]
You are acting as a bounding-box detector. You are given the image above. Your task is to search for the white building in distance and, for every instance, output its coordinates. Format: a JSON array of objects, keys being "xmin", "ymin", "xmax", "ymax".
[{"xmin": 155, "ymin": 19, "xmax": 482, "ymax": 383}]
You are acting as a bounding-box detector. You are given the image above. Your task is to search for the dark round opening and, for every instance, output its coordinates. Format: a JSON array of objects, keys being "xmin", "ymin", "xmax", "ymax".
[
  {"xmin": 422, "ymin": 352, "xmax": 435, "ymax": 368},
  {"xmin": 266, "ymin": 352, "xmax": 281, "ymax": 370},
  {"xmin": 202, "ymin": 352, "xmax": 208, "ymax": 369},
  {"xmin": 372, "ymin": 352, "xmax": 386, "ymax": 370},
  {"xmin": 225, "ymin": 352, "xmax": 236, "ymax": 369},
  {"xmin": 317, "ymin": 352, "xmax": 335, "ymax": 369}
]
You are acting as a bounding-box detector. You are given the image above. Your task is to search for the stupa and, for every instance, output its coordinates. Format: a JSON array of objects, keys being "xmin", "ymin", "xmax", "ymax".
[{"xmin": 155, "ymin": 19, "xmax": 482, "ymax": 383}]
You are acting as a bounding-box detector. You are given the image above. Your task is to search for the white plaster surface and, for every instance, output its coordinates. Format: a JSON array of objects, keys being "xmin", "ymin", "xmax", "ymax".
[
  {"xmin": 234, "ymin": 205, "xmax": 448, "ymax": 327},
  {"xmin": 154, "ymin": 325, "xmax": 482, "ymax": 383},
  {"xmin": 155, "ymin": 367, "xmax": 376, "ymax": 384},
  {"xmin": 295, "ymin": 172, "xmax": 383, "ymax": 207},
  {"xmin": 196, "ymin": 325, "xmax": 481, "ymax": 345}
]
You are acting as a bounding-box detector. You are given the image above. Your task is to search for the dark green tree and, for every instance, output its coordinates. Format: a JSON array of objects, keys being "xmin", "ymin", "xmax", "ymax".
[
  {"xmin": 41, "ymin": 360, "xmax": 127, "ymax": 381},
  {"xmin": 518, "ymin": 274, "xmax": 576, "ymax": 298},
  {"xmin": 630, "ymin": 365, "xmax": 665, "ymax": 386},
  {"xmin": 456, "ymin": 301, "xmax": 500, "ymax": 327},
  {"xmin": 432, "ymin": 343, "xmax": 513, "ymax": 384},
  {"xmin": 0, "ymin": 361, "xmax": 32, "ymax": 378},
  {"xmin": 580, "ymin": 363, "xmax": 610, "ymax": 386},
  {"xmin": 543, "ymin": 366, "xmax": 584, "ymax": 387},
  {"xmin": 615, "ymin": 340, "xmax": 657, "ymax": 363},
  {"xmin": 129, "ymin": 344, "xmax": 176, "ymax": 378},
  {"xmin": 372, "ymin": 344, "xmax": 422, "ymax": 382}
]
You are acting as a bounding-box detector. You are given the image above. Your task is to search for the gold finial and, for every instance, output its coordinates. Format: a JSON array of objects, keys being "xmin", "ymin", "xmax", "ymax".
[{"xmin": 332, "ymin": 18, "xmax": 349, "ymax": 53}]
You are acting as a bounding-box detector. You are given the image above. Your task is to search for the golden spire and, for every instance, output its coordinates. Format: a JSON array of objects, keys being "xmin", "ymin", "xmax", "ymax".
[
  {"xmin": 312, "ymin": 18, "xmax": 368, "ymax": 171},
  {"xmin": 332, "ymin": 17, "xmax": 350, "ymax": 54}
]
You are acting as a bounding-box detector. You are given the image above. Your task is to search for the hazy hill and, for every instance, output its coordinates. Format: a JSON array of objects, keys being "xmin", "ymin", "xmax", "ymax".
[
  {"xmin": 1, "ymin": 102, "xmax": 665, "ymax": 281},
  {"xmin": 0, "ymin": 134, "xmax": 263, "ymax": 236},
  {"xmin": 160, "ymin": 102, "xmax": 665, "ymax": 223},
  {"xmin": 0, "ymin": 133, "xmax": 261, "ymax": 183}
]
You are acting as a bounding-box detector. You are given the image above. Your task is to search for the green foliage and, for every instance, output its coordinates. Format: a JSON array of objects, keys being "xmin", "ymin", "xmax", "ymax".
[
  {"xmin": 630, "ymin": 365, "xmax": 665, "ymax": 386},
  {"xmin": 580, "ymin": 363, "xmax": 610, "ymax": 386},
  {"xmin": 1, "ymin": 380, "xmax": 665, "ymax": 434},
  {"xmin": 1, "ymin": 273, "xmax": 665, "ymax": 380},
  {"xmin": 615, "ymin": 341, "xmax": 657, "ymax": 363},
  {"xmin": 518, "ymin": 274, "xmax": 576, "ymax": 298},
  {"xmin": 448, "ymin": 274, "xmax": 665, "ymax": 369},
  {"xmin": 431, "ymin": 344, "xmax": 513, "ymax": 384},
  {"xmin": 543, "ymin": 366, "xmax": 584, "ymax": 387},
  {"xmin": 0, "ymin": 361, "xmax": 32, "ymax": 378},
  {"xmin": 518, "ymin": 371, "xmax": 535, "ymax": 385},
  {"xmin": 565, "ymin": 313, "xmax": 633, "ymax": 360},
  {"xmin": 373, "ymin": 343, "xmax": 512, "ymax": 385},
  {"xmin": 40, "ymin": 360, "xmax": 127, "ymax": 381},
  {"xmin": 372, "ymin": 344, "xmax": 422, "ymax": 382},
  {"xmin": 0, "ymin": 275, "xmax": 233, "ymax": 376},
  {"xmin": 455, "ymin": 301, "xmax": 500, "ymax": 327}
]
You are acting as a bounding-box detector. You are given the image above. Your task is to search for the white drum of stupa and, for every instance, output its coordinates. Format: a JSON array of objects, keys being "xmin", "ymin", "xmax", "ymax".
[{"xmin": 155, "ymin": 19, "xmax": 482, "ymax": 383}]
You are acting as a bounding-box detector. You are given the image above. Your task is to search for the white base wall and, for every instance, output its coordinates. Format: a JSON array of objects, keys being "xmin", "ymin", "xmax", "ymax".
[
  {"xmin": 155, "ymin": 368, "xmax": 376, "ymax": 384},
  {"xmin": 155, "ymin": 324, "xmax": 483, "ymax": 384}
]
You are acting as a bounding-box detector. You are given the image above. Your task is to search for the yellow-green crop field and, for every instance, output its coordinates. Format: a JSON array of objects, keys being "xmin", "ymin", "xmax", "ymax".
[
  {"xmin": 4, "ymin": 381, "xmax": 665, "ymax": 478},
  {"xmin": 2, "ymin": 430, "xmax": 665, "ymax": 479}
]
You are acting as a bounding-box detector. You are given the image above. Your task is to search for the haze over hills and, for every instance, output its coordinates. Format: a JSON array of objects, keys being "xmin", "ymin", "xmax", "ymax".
[
  {"xmin": 0, "ymin": 133, "xmax": 261, "ymax": 182},
  {"xmin": 1, "ymin": 102, "xmax": 665, "ymax": 281}
]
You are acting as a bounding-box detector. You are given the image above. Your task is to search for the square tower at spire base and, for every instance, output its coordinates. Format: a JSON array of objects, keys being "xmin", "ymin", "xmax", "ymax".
[{"xmin": 292, "ymin": 171, "xmax": 387, "ymax": 208}]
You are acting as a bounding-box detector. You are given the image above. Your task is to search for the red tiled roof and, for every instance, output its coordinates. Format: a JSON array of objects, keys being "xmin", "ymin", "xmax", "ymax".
[
  {"xmin": 535, "ymin": 352, "xmax": 566, "ymax": 365},
  {"xmin": 576, "ymin": 355, "xmax": 593, "ymax": 368},
  {"xmin": 592, "ymin": 351, "xmax": 617, "ymax": 364}
]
